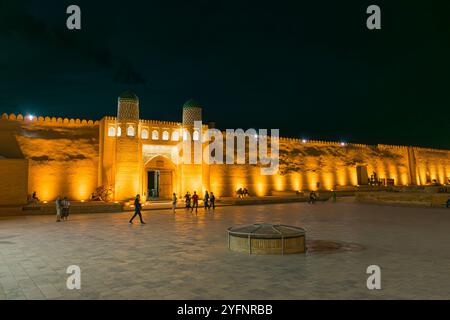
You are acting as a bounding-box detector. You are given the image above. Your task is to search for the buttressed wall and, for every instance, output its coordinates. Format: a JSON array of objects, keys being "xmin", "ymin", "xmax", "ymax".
[
  {"xmin": 209, "ymin": 138, "xmax": 450, "ymax": 197},
  {"xmin": 1, "ymin": 110, "xmax": 450, "ymax": 203},
  {"xmin": 0, "ymin": 114, "xmax": 99, "ymax": 201},
  {"xmin": 0, "ymin": 159, "xmax": 29, "ymax": 206}
]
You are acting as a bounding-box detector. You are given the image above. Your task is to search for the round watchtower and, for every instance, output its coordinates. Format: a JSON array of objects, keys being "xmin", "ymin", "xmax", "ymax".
[
  {"xmin": 182, "ymin": 99, "xmax": 202, "ymax": 125},
  {"xmin": 114, "ymin": 91, "xmax": 141, "ymax": 201},
  {"xmin": 117, "ymin": 91, "xmax": 139, "ymax": 121}
]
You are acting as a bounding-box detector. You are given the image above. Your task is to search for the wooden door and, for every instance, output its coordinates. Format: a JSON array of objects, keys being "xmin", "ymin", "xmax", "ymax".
[{"xmin": 159, "ymin": 171, "xmax": 172, "ymax": 199}]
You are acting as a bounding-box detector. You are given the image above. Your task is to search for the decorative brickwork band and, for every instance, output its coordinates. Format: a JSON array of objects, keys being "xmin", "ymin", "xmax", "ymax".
[{"xmin": 117, "ymin": 91, "xmax": 140, "ymax": 122}]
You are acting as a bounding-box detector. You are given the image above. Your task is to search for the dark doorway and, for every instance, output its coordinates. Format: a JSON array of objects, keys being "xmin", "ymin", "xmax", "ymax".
[
  {"xmin": 147, "ymin": 170, "xmax": 160, "ymax": 200},
  {"xmin": 356, "ymin": 165, "xmax": 369, "ymax": 185}
]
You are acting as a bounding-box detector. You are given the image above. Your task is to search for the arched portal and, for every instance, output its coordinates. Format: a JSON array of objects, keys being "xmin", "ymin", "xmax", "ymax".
[{"xmin": 144, "ymin": 155, "xmax": 176, "ymax": 200}]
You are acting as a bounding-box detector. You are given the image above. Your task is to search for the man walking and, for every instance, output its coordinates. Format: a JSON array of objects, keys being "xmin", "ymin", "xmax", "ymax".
[
  {"xmin": 129, "ymin": 194, "xmax": 145, "ymax": 224},
  {"xmin": 191, "ymin": 191, "xmax": 199, "ymax": 214},
  {"xmin": 204, "ymin": 191, "xmax": 210, "ymax": 211},
  {"xmin": 210, "ymin": 192, "xmax": 216, "ymax": 210}
]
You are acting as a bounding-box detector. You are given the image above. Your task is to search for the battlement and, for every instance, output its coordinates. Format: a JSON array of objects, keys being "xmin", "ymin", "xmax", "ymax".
[
  {"xmin": 140, "ymin": 119, "xmax": 182, "ymax": 127},
  {"xmin": 279, "ymin": 137, "xmax": 373, "ymax": 149},
  {"xmin": 2, "ymin": 113, "xmax": 449, "ymax": 153},
  {"xmin": 279, "ymin": 137, "xmax": 449, "ymax": 153},
  {"xmin": 101, "ymin": 116, "xmax": 182, "ymax": 127},
  {"xmin": 1, "ymin": 113, "xmax": 99, "ymax": 126}
]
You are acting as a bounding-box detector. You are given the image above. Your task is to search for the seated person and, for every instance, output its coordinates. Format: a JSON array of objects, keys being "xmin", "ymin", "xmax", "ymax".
[
  {"xmin": 31, "ymin": 191, "xmax": 40, "ymax": 204},
  {"xmin": 309, "ymin": 191, "xmax": 317, "ymax": 204}
]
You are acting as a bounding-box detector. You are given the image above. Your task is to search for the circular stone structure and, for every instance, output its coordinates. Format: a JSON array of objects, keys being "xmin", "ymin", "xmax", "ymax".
[{"xmin": 227, "ymin": 223, "xmax": 306, "ymax": 255}]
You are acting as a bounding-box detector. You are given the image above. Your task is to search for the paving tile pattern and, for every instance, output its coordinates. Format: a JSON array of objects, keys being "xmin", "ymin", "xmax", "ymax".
[{"xmin": 0, "ymin": 202, "xmax": 449, "ymax": 299}]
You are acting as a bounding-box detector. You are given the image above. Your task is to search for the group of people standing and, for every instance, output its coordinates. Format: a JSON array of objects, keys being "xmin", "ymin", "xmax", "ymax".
[
  {"xmin": 129, "ymin": 190, "xmax": 217, "ymax": 224},
  {"xmin": 55, "ymin": 196, "xmax": 71, "ymax": 222},
  {"xmin": 184, "ymin": 191, "xmax": 216, "ymax": 213},
  {"xmin": 236, "ymin": 188, "xmax": 249, "ymax": 198}
]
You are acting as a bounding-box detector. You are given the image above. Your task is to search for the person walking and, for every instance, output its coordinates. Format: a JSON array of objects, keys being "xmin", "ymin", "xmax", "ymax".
[
  {"xmin": 55, "ymin": 196, "xmax": 62, "ymax": 222},
  {"xmin": 129, "ymin": 194, "xmax": 145, "ymax": 224},
  {"xmin": 172, "ymin": 193, "xmax": 177, "ymax": 213},
  {"xmin": 204, "ymin": 191, "xmax": 210, "ymax": 211},
  {"xmin": 62, "ymin": 197, "xmax": 71, "ymax": 221},
  {"xmin": 210, "ymin": 192, "xmax": 216, "ymax": 210},
  {"xmin": 191, "ymin": 191, "xmax": 199, "ymax": 214},
  {"xmin": 185, "ymin": 192, "xmax": 191, "ymax": 209}
]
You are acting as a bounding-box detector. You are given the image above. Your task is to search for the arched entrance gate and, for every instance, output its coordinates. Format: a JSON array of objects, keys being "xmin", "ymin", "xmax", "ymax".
[{"xmin": 144, "ymin": 155, "xmax": 176, "ymax": 200}]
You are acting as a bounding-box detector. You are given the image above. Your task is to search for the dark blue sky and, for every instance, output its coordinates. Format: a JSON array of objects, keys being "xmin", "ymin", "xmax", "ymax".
[{"xmin": 0, "ymin": 0, "xmax": 449, "ymax": 148}]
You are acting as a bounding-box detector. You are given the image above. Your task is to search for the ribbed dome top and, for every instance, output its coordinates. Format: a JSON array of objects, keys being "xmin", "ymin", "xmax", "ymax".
[
  {"xmin": 183, "ymin": 99, "xmax": 201, "ymax": 109},
  {"xmin": 118, "ymin": 91, "xmax": 139, "ymax": 101}
]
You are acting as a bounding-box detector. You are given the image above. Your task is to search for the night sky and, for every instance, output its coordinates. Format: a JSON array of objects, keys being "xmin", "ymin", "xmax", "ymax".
[{"xmin": 1, "ymin": 0, "xmax": 449, "ymax": 149}]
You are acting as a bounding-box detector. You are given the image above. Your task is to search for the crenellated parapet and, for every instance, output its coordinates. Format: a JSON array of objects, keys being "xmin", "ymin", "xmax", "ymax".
[
  {"xmin": 279, "ymin": 137, "xmax": 372, "ymax": 148},
  {"xmin": 410, "ymin": 145, "xmax": 450, "ymax": 153},
  {"xmin": 377, "ymin": 144, "xmax": 408, "ymax": 150},
  {"xmin": 278, "ymin": 138, "xmax": 450, "ymax": 153},
  {"xmin": 1, "ymin": 113, "xmax": 99, "ymax": 126},
  {"xmin": 378, "ymin": 144, "xmax": 450, "ymax": 154},
  {"xmin": 101, "ymin": 116, "xmax": 182, "ymax": 127},
  {"xmin": 140, "ymin": 119, "xmax": 182, "ymax": 127}
]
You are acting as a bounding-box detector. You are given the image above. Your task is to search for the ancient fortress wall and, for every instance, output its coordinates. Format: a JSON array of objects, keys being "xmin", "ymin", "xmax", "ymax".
[
  {"xmin": 414, "ymin": 147, "xmax": 450, "ymax": 185},
  {"xmin": 209, "ymin": 138, "xmax": 450, "ymax": 197},
  {"xmin": 0, "ymin": 113, "xmax": 99, "ymax": 201},
  {"xmin": 1, "ymin": 112, "xmax": 449, "ymax": 202},
  {"xmin": 278, "ymin": 139, "xmax": 411, "ymax": 190},
  {"xmin": 0, "ymin": 159, "xmax": 29, "ymax": 206}
]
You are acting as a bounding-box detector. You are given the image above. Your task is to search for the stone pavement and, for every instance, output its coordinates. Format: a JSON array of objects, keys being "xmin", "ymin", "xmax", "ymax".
[{"xmin": 0, "ymin": 202, "xmax": 449, "ymax": 299}]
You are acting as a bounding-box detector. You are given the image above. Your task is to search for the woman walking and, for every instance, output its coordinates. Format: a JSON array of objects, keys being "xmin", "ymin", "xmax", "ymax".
[
  {"xmin": 55, "ymin": 196, "xmax": 62, "ymax": 222},
  {"xmin": 62, "ymin": 197, "xmax": 71, "ymax": 221},
  {"xmin": 184, "ymin": 192, "xmax": 191, "ymax": 209}
]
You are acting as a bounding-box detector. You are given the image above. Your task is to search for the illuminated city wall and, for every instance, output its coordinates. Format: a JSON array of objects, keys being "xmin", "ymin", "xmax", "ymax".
[
  {"xmin": 1, "ymin": 112, "xmax": 450, "ymax": 203},
  {"xmin": 1, "ymin": 114, "xmax": 99, "ymax": 201},
  {"xmin": 277, "ymin": 139, "xmax": 412, "ymax": 191},
  {"xmin": 0, "ymin": 159, "xmax": 28, "ymax": 205},
  {"xmin": 208, "ymin": 139, "xmax": 450, "ymax": 197},
  {"xmin": 414, "ymin": 147, "xmax": 450, "ymax": 185}
]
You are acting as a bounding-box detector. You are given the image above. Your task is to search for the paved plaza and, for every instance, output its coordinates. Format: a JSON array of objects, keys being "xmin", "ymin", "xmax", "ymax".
[{"xmin": 0, "ymin": 202, "xmax": 449, "ymax": 300}]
